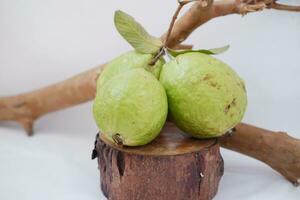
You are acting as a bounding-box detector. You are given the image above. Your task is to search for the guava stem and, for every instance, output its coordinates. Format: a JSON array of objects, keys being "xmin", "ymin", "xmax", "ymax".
[
  {"xmin": 149, "ymin": 47, "xmax": 165, "ymax": 65},
  {"xmin": 112, "ymin": 133, "xmax": 124, "ymax": 147}
]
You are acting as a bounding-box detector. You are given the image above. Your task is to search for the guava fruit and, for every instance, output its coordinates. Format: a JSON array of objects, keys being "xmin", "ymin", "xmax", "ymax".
[
  {"xmin": 159, "ymin": 52, "xmax": 247, "ymax": 138},
  {"xmin": 93, "ymin": 68, "xmax": 168, "ymax": 146},
  {"xmin": 96, "ymin": 50, "xmax": 164, "ymax": 90}
]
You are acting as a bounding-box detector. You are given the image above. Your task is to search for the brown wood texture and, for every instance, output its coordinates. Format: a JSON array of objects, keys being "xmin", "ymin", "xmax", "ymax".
[
  {"xmin": 96, "ymin": 123, "xmax": 224, "ymax": 200},
  {"xmin": 219, "ymin": 123, "xmax": 300, "ymax": 186}
]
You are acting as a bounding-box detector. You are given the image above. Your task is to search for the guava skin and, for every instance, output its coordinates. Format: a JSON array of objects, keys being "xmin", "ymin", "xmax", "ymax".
[
  {"xmin": 97, "ymin": 50, "xmax": 164, "ymax": 90},
  {"xmin": 93, "ymin": 68, "xmax": 168, "ymax": 146},
  {"xmin": 160, "ymin": 52, "xmax": 247, "ymax": 138}
]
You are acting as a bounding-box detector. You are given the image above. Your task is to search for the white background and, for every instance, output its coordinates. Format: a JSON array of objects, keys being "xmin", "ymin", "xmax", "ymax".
[{"xmin": 0, "ymin": 0, "xmax": 300, "ymax": 199}]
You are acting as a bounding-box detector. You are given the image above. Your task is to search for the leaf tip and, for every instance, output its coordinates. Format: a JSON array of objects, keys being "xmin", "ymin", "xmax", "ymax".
[
  {"xmin": 114, "ymin": 10, "xmax": 123, "ymax": 22},
  {"xmin": 113, "ymin": 9, "xmax": 162, "ymax": 54},
  {"xmin": 223, "ymin": 44, "xmax": 230, "ymax": 51},
  {"xmin": 114, "ymin": 10, "xmax": 123, "ymax": 16}
]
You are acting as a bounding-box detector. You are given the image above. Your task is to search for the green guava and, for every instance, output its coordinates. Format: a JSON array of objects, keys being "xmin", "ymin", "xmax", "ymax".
[
  {"xmin": 159, "ymin": 52, "xmax": 247, "ymax": 138},
  {"xmin": 93, "ymin": 68, "xmax": 168, "ymax": 146},
  {"xmin": 96, "ymin": 50, "xmax": 164, "ymax": 90}
]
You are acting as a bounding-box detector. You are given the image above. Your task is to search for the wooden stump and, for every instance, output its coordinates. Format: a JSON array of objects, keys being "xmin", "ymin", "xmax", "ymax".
[{"xmin": 95, "ymin": 123, "xmax": 224, "ymax": 200}]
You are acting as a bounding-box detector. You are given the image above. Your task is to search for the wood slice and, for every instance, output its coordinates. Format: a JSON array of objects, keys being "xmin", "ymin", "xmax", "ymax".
[{"xmin": 95, "ymin": 123, "xmax": 224, "ymax": 200}]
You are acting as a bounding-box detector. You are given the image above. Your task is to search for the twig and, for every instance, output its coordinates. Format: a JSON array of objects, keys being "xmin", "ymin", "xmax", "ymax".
[
  {"xmin": 269, "ymin": 2, "xmax": 300, "ymax": 12},
  {"xmin": 164, "ymin": 0, "xmax": 210, "ymax": 47},
  {"xmin": 164, "ymin": 1, "xmax": 187, "ymax": 47},
  {"xmin": 173, "ymin": 43, "xmax": 193, "ymax": 50},
  {"xmin": 239, "ymin": 2, "xmax": 266, "ymax": 15},
  {"xmin": 149, "ymin": 47, "xmax": 165, "ymax": 65},
  {"xmin": 150, "ymin": 0, "xmax": 203, "ymax": 65}
]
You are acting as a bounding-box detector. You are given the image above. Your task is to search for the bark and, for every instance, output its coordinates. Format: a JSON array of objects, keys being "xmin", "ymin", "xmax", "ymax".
[
  {"xmin": 162, "ymin": 0, "xmax": 289, "ymax": 47},
  {"xmin": 0, "ymin": 65, "xmax": 102, "ymax": 135},
  {"xmin": 96, "ymin": 123, "xmax": 223, "ymax": 200},
  {"xmin": 219, "ymin": 123, "xmax": 300, "ymax": 186}
]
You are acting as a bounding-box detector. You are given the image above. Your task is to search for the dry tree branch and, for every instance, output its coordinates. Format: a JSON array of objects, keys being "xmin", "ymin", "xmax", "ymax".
[
  {"xmin": 0, "ymin": 66, "xmax": 102, "ymax": 135},
  {"xmin": 163, "ymin": 0, "xmax": 300, "ymax": 47},
  {"xmin": 219, "ymin": 123, "xmax": 300, "ymax": 186},
  {"xmin": 269, "ymin": 2, "xmax": 300, "ymax": 12},
  {"xmin": 0, "ymin": 0, "xmax": 300, "ymax": 185}
]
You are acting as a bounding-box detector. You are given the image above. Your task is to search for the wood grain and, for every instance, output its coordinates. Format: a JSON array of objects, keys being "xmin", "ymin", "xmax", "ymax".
[{"xmin": 96, "ymin": 123, "xmax": 223, "ymax": 200}]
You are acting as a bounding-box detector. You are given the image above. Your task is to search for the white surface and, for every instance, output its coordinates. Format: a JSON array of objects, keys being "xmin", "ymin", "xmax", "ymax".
[{"xmin": 0, "ymin": 0, "xmax": 300, "ymax": 199}]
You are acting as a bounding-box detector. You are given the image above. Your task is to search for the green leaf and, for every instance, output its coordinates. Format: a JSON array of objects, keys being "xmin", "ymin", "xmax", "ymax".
[
  {"xmin": 207, "ymin": 45, "xmax": 230, "ymax": 54},
  {"xmin": 114, "ymin": 10, "xmax": 162, "ymax": 54},
  {"xmin": 168, "ymin": 45, "xmax": 230, "ymax": 57}
]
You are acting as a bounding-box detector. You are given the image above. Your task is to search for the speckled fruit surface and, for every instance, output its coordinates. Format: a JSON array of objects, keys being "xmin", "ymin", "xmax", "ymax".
[
  {"xmin": 160, "ymin": 52, "xmax": 247, "ymax": 138},
  {"xmin": 93, "ymin": 68, "xmax": 168, "ymax": 146}
]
